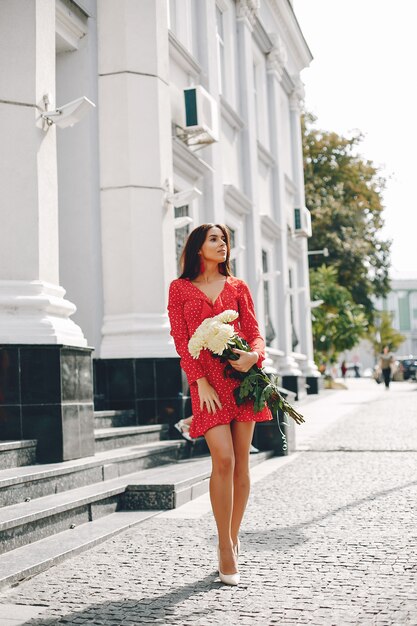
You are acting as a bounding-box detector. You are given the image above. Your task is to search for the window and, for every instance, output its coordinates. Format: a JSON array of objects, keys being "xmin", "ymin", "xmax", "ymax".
[
  {"xmin": 216, "ymin": 6, "xmax": 226, "ymax": 96},
  {"xmin": 253, "ymin": 62, "xmax": 259, "ymax": 137},
  {"xmin": 175, "ymin": 205, "xmax": 190, "ymax": 276},
  {"xmin": 227, "ymin": 225, "xmax": 236, "ymax": 276},
  {"xmin": 262, "ymin": 250, "xmax": 276, "ymax": 345},
  {"xmin": 288, "ymin": 269, "xmax": 299, "ymax": 351}
]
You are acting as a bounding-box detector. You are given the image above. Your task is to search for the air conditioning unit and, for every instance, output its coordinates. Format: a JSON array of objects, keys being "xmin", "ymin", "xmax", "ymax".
[
  {"xmin": 182, "ymin": 85, "xmax": 219, "ymax": 146},
  {"xmin": 294, "ymin": 207, "xmax": 312, "ymax": 237}
]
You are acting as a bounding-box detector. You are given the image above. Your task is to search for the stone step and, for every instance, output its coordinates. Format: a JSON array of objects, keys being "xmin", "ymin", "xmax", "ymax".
[
  {"xmin": 121, "ymin": 449, "xmax": 274, "ymax": 510},
  {"xmin": 0, "ymin": 449, "xmax": 273, "ymax": 555},
  {"xmin": 0, "ymin": 440, "xmax": 184, "ymax": 509},
  {"xmin": 93, "ymin": 409, "xmax": 136, "ymax": 429},
  {"xmin": 94, "ymin": 424, "xmax": 169, "ymax": 452},
  {"xmin": 0, "ymin": 440, "xmax": 37, "ymax": 470},
  {"xmin": 0, "ymin": 510, "xmax": 161, "ymax": 590}
]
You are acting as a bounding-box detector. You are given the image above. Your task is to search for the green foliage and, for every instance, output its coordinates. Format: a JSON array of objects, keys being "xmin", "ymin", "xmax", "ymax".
[
  {"xmin": 367, "ymin": 310, "xmax": 406, "ymax": 355},
  {"xmin": 310, "ymin": 265, "xmax": 368, "ymax": 364},
  {"xmin": 302, "ymin": 112, "xmax": 391, "ymax": 318}
]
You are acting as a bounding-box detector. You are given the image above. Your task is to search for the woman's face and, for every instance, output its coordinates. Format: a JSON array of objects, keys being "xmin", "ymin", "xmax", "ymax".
[{"xmin": 199, "ymin": 227, "xmax": 227, "ymax": 264}]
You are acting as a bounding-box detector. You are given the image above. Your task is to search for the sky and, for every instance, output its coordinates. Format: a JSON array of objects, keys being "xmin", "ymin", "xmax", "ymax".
[{"xmin": 293, "ymin": 0, "xmax": 417, "ymax": 278}]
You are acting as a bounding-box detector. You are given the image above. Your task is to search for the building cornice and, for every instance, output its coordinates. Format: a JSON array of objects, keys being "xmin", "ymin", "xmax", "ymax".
[
  {"xmin": 224, "ymin": 184, "xmax": 252, "ymax": 216},
  {"xmin": 257, "ymin": 140, "xmax": 275, "ymax": 168},
  {"xmin": 56, "ymin": 0, "xmax": 88, "ymax": 52},
  {"xmin": 260, "ymin": 214, "xmax": 282, "ymax": 239},
  {"xmin": 172, "ymin": 137, "xmax": 210, "ymax": 180},
  {"xmin": 220, "ymin": 97, "xmax": 245, "ymax": 131},
  {"xmin": 168, "ymin": 31, "xmax": 201, "ymax": 78},
  {"xmin": 265, "ymin": 0, "xmax": 313, "ymax": 72}
]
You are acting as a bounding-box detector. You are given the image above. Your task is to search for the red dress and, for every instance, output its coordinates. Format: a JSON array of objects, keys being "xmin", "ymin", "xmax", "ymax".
[{"xmin": 167, "ymin": 275, "xmax": 273, "ymax": 438}]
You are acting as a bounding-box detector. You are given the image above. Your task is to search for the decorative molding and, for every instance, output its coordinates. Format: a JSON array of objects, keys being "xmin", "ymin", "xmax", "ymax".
[
  {"xmin": 289, "ymin": 76, "xmax": 305, "ymax": 112},
  {"xmin": 281, "ymin": 68, "xmax": 295, "ymax": 96},
  {"xmin": 260, "ymin": 214, "xmax": 282, "ymax": 239},
  {"xmin": 220, "ymin": 96, "xmax": 245, "ymax": 131},
  {"xmin": 101, "ymin": 313, "xmax": 176, "ymax": 358},
  {"xmin": 257, "ymin": 140, "xmax": 275, "ymax": 168},
  {"xmin": 266, "ymin": 33, "xmax": 287, "ymax": 80},
  {"xmin": 287, "ymin": 233, "xmax": 303, "ymax": 258},
  {"xmin": 0, "ymin": 280, "xmax": 87, "ymax": 347},
  {"xmin": 224, "ymin": 184, "xmax": 252, "ymax": 216},
  {"xmin": 252, "ymin": 16, "xmax": 273, "ymax": 53},
  {"xmin": 267, "ymin": 0, "xmax": 313, "ymax": 72},
  {"xmin": 172, "ymin": 137, "xmax": 211, "ymax": 181},
  {"xmin": 236, "ymin": 0, "xmax": 260, "ymax": 29},
  {"xmin": 168, "ymin": 31, "xmax": 201, "ymax": 78},
  {"xmin": 284, "ymin": 173, "xmax": 297, "ymax": 195},
  {"xmin": 55, "ymin": 0, "xmax": 88, "ymax": 53}
]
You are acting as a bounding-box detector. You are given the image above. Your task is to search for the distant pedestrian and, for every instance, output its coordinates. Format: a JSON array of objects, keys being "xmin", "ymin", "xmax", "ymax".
[
  {"xmin": 340, "ymin": 360, "xmax": 347, "ymax": 379},
  {"xmin": 379, "ymin": 346, "xmax": 394, "ymax": 389}
]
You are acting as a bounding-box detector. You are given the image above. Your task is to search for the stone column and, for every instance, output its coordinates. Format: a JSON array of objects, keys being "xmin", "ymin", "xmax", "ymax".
[
  {"xmin": 97, "ymin": 0, "xmax": 175, "ymax": 359},
  {"xmin": 194, "ymin": 1, "xmax": 224, "ymax": 224},
  {"xmin": 95, "ymin": 1, "xmax": 186, "ymax": 423},
  {"xmin": 266, "ymin": 39, "xmax": 302, "ymax": 380},
  {"xmin": 235, "ymin": 0, "xmax": 265, "ymax": 326},
  {"xmin": 289, "ymin": 80, "xmax": 320, "ymax": 392},
  {"xmin": 0, "ymin": 0, "xmax": 94, "ymax": 461}
]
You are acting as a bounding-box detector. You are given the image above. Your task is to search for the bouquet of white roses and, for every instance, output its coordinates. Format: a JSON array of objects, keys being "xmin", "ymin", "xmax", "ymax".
[{"xmin": 188, "ymin": 310, "xmax": 304, "ymax": 425}]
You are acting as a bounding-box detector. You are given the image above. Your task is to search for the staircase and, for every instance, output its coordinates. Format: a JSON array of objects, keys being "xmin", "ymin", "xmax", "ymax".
[{"xmin": 0, "ymin": 411, "xmax": 274, "ymax": 590}]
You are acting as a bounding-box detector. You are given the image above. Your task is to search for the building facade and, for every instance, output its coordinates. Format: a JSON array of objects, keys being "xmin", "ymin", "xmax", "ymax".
[{"xmin": 0, "ymin": 0, "xmax": 319, "ymax": 462}]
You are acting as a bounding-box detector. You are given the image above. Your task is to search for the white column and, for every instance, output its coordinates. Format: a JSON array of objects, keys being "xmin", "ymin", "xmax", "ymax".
[
  {"xmin": 289, "ymin": 81, "xmax": 319, "ymax": 378},
  {"xmin": 266, "ymin": 44, "xmax": 301, "ymax": 376},
  {"xmin": 235, "ymin": 1, "xmax": 265, "ymax": 329},
  {"xmin": 97, "ymin": 0, "xmax": 176, "ymax": 358},
  {"xmin": 0, "ymin": 0, "xmax": 87, "ymax": 347},
  {"xmin": 194, "ymin": 1, "xmax": 224, "ymax": 224}
]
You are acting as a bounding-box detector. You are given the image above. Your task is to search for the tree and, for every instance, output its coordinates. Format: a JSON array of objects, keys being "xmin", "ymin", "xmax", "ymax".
[
  {"xmin": 310, "ymin": 265, "xmax": 368, "ymax": 365},
  {"xmin": 367, "ymin": 310, "xmax": 405, "ymax": 356},
  {"xmin": 302, "ymin": 112, "xmax": 391, "ymax": 319}
]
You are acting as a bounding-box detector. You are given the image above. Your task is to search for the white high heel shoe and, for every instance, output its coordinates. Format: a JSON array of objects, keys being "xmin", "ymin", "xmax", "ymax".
[{"xmin": 217, "ymin": 546, "xmax": 240, "ymax": 586}]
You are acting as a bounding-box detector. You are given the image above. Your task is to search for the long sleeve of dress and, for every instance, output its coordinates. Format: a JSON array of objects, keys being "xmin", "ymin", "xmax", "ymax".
[
  {"xmin": 238, "ymin": 281, "xmax": 266, "ymax": 368},
  {"xmin": 167, "ymin": 280, "xmax": 205, "ymax": 385}
]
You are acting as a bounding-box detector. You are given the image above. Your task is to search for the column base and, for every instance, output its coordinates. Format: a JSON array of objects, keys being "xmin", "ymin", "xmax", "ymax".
[
  {"xmin": 281, "ymin": 375, "xmax": 307, "ymax": 401},
  {"xmin": 100, "ymin": 313, "xmax": 176, "ymax": 358},
  {"xmin": 0, "ymin": 345, "xmax": 94, "ymax": 463},
  {"xmin": 93, "ymin": 357, "xmax": 189, "ymax": 428},
  {"xmin": 0, "ymin": 280, "xmax": 87, "ymax": 347},
  {"xmin": 306, "ymin": 375, "xmax": 324, "ymax": 395}
]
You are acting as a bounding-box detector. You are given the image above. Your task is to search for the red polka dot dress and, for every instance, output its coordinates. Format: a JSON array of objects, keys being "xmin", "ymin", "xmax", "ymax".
[{"xmin": 167, "ymin": 276, "xmax": 273, "ymax": 438}]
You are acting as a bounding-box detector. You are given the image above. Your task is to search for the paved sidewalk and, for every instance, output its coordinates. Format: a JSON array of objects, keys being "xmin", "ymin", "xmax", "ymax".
[{"xmin": 1, "ymin": 379, "xmax": 417, "ymax": 625}]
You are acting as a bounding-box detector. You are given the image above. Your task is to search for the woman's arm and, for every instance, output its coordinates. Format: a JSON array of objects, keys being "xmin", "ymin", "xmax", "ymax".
[{"xmin": 167, "ymin": 281, "xmax": 205, "ymax": 384}]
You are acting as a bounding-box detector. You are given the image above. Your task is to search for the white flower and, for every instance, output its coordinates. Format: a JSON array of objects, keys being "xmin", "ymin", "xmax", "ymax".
[
  {"xmin": 206, "ymin": 322, "xmax": 235, "ymax": 355},
  {"xmin": 215, "ymin": 310, "xmax": 239, "ymax": 324},
  {"xmin": 188, "ymin": 313, "xmax": 237, "ymax": 358}
]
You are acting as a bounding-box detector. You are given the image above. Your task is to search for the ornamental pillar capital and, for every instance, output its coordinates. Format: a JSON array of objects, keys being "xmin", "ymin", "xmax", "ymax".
[
  {"xmin": 266, "ymin": 33, "xmax": 287, "ymax": 80},
  {"xmin": 289, "ymin": 77, "xmax": 305, "ymax": 112},
  {"xmin": 236, "ymin": 0, "xmax": 260, "ymax": 29}
]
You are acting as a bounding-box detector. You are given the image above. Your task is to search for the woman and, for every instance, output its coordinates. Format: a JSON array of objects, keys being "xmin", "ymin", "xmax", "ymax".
[
  {"xmin": 167, "ymin": 224, "xmax": 272, "ymax": 586},
  {"xmin": 379, "ymin": 346, "xmax": 394, "ymax": 389}
]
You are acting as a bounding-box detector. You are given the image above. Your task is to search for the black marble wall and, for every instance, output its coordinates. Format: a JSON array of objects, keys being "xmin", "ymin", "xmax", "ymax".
[
  {"xmin": 93, "ymin": 357, "xmax": 191, "ymax": 426},
  {"xmin": 0, "ymin": 345, "xmax": 95, "ymax": 463}
]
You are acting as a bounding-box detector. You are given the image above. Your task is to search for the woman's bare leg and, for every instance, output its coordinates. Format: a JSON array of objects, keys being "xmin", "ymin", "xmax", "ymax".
[
  {"xmin": 204, "ymin": 424, "xmax": 238, "ymax": 575},
  {"xmin": 230, "ymin": 421, "xmax": 256, "ymax": 547}
]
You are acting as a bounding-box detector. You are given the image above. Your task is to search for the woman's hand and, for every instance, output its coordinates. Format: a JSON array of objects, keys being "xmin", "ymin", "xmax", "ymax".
[
  {"xmin": 196, "ymin": 377, "xmax": 223, "ymax": 414},
  {"xmin": 228, "ymin": 349, "xmax": 258, "ymax": 373}
]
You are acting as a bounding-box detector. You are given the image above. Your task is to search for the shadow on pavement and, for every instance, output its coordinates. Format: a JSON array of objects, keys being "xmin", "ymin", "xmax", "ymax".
[
  {"xmin": 246, "ymin": 476, "xmax": 417, "ymax": 552},
  {"xmin": 19, "ymin": 571, "xmax": 236, "ymax": 625}
]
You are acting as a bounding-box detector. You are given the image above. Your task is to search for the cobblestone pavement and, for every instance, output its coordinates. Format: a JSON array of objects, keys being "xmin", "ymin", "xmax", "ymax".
[{"xmin": 1, "ymin": 380, "xmax": 417, "ymax": 625}]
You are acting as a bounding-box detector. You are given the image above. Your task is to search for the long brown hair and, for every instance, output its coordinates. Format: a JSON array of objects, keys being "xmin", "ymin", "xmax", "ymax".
[{"xmin": 179, "ymin": 224, "xmax": 232, "ymax": 280}]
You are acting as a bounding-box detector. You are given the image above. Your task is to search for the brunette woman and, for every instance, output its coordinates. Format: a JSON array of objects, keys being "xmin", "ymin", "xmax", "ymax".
[{"xmin": 167, "ymin": 224, "xmax": 272, "ymax": 585}]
